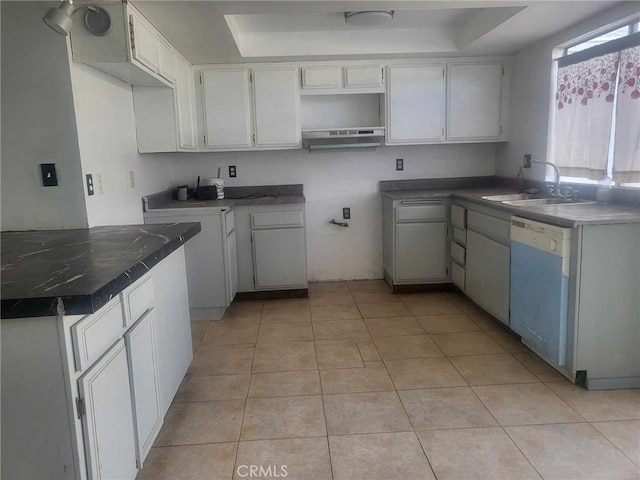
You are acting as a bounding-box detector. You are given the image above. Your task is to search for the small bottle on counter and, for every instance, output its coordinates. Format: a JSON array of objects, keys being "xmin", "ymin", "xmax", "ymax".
[{"xmin": 517, "ymin": 167, "xmax": 526, "ymax": 191}]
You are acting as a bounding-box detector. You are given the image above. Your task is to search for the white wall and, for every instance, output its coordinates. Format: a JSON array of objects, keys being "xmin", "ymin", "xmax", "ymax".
[
  {"xmin": 1, "ymin": 2, "xmax": 88, "ymax": 231},
  {"xmin": 69, "ymin": 63, "xmax": 174, "ymax": 227},
  {"xmin": 159, "ymin": 143, "xmax": 495, "ymax": 281},
  {"xmin": 496, "ymin": 2, "xmax": 640, "ymax": 181}
]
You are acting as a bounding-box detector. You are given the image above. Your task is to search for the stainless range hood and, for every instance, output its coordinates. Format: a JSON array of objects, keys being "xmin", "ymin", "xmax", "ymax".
[{"xmin": 302, "ymin": 127, "xmax": 385, "ymax": 151}]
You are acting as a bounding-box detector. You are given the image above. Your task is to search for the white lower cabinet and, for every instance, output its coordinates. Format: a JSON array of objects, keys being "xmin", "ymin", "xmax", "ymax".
[
  {"xmin": 464, "ymin": 211, "xmax": 511, "ymax": 324},
  {"xmin": 395, "ymin": 222, "xmax": 447, "ymax": 282},
  {"xmin": 233, "ymin": 204, "xmax": 308, "ymax": 293},
  {"xmin": 125, "ymin": 310, "xmax": 162, "ymax": 467},
  {"xmin": 252, "ymin": 227, "xmax": 307, "ymax": 289},
  {"xmin": 79, "ymin": 340, "xmax": 138, "ymax": 480},
  {"xmin": 382, "ymin": 197, "xmax": 449, "ymax": 288},
  {"xmin": 144, "ymin": 208, "xmax": 237, "ymax": 320},
  {"xmin": 226, "ymin": 229, "xmax": 239, "ymax": 303}
]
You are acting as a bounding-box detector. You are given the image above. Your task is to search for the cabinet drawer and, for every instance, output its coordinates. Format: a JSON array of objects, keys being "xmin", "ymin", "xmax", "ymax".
[
  {"xmin": 452, "ymin": 262, "xmax": 465, "ymax": 290},
  {"xmin": 453, "ymin": 227, "xmax": 467, "ymax": 246},
  {"xmin": 467, "ymin": 210, "xmax": 510, "ymax": 243},
  {"xmin": 302, "ymin": 66, "xmax": 342, "ymax": 89},
  {"xmin": 451, "ymin": 242, "xmax": 466, "ymax": 266},
  {"xmin": 396, "ymin": 205, "xmax": 447, "ymax": 222},
  {"xmin": 451, "ymin": 205, "xmax": 466, "ymax": 229},
  {"xmin": 123, "ymin": 275, "xmax": 155, "ymax": 327},
  {"xmin": 225, "ymin": 209, "xmax": 235, "ymax": 233},
  {"xmin": 72, "ymin": 298, "xmax": 125, "ymax": 372},
  {"xmin": 251, "ymin": 211, "xmax": 304, "ymax": 229}
]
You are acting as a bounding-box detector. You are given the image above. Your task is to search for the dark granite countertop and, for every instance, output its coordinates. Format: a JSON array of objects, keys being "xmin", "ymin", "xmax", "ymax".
[
  {"xmin": 1, "ymin": 223, "xmax": 200, "ymax": 319},
  {"xmin": 143, "ymin": 185, "xmax": 305, "ymax": 213},
  {"xmin": 380, "ymin": 179, "xmax": 640, "ymax": 227}
]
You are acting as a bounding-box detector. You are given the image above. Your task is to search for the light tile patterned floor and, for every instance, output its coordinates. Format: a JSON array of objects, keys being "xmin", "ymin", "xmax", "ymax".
[{"xmin": 138, "ymin": 281, "xmax": 640, "ymax": 480}]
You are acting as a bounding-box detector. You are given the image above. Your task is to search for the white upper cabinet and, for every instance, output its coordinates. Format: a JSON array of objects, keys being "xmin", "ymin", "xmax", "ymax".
[
  {"xmin": 132, "ymin": 57, "xmax": 197, "ymax": 153},
  {"xmin": 387, "ymin": 65, "xmax": 445, "ymax": 144},
  {"xmin": 447, "ymin": 62, "xmax": 504, "ymax": 140},
  {"xmin": 175, "ymin": 58, "xmax": 197, "ymax": 149},
  {"xmin": 300, "ymin": 64, "xmax": 385, "ymax": 94},
  {"xmin": 345, "ymin": 65, "xmax": 384, "ymax": 89},
  {"xmin": 157, "ymin": 40, "xmax": 177, "ymax": 85},
  {"xmin": 129, "ymin": 10, "xmax": 160, "ymax": 75},
  {"xmin": 302, "ymin": 66, "xmax": 342, "ymax": 89},
  {"xmin": 252, "ymin": 67, "xmax": 301, "ymax": 148},
  {"xmin": 202, "ymin": 69, "xmax": 253, "ymax": 150}
]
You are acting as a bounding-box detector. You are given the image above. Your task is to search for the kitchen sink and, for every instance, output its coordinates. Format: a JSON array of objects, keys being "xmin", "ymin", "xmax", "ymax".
[
  {"xmin": 481, "ymin": 194, "xmax": 538, "ymax": 201},
  {"xmin": 502, "ymin": 198, "xmax": 593, "ymax": 206}
]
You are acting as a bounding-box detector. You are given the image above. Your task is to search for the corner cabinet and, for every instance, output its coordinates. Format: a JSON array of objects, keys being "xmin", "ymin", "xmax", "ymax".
[
  {"xmin": 144, "ymin": 208, "xmax": 238, "ymax": 321},
  {"xmin": 201, "ymin": 66, "xmax": 301, "ymax": 151}
]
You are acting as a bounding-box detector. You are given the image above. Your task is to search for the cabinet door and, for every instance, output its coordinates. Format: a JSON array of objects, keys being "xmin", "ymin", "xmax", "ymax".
[
  {"xmin": 175, "ymin": 58, "xmax": 197, "ymax": 149},
  {"xmin": 301, "ymin": 66, "xmax": 342, "ymax": 89},
  {"xmin": 157, "ymin": 41, "xmax": 177, "ymax": 84},
  {"xmin": 465, "ymin": 230, "xmax": 510, "ymax": 324},
  {"xmin": 465, "ymin": 229, "xmax": 484, "ymax": 302},
  {"xmin": 226, "ymin": 230, "xmax": 239, "ymax": 304},
  {"xmin": 344, "ymin": 65, "xmax": 384, "ymax": 88},
  {"xmin": 447, "ymin": 63, "xmax": 502, "ymax": 140},
  {"xmin": 395, "ymin": 222, "xmax": 447, "ymax": 283},
  {"xmin": 482, "ymin": 236, "xmax": 510, "ymax": 323},
  {"xmin": 150, "ymin": 247, "xmax": 192, "ymax": 416},
  {"xmin": 78, "ymin": 340, "xmax": 137, "ymax": 480},
  {"xmin": 252, "ymin": 67, "xmax": 301, "ymax": 148},
  {"xmin": 125, "ymin": 310, "xmax": 162, "ymax": 468},
  {"xmin": 202, "ymin": 69, "xmax": 252, "ymax": 149},
  {"xmin": 129, "ymin": 12, "xmax": 159, "ymax": 73},
  {"xmin": 387, "ymin": 65, "xmax": 445, "ymax": 144},
  {"xmin": 252, "ymin": 228, "xmax": 307, "ymax": 289}
]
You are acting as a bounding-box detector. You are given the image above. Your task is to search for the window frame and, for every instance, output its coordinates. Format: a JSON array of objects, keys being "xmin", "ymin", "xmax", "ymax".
[{"xmin": 549, "ymin": 20, "xmax": 640, "ymax": 188}]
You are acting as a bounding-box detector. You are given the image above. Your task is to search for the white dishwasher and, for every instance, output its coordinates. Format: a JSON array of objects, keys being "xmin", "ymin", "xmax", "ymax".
[{"xmin": 510, "ymin": 217, "xmax": 572, "ymax": 368}]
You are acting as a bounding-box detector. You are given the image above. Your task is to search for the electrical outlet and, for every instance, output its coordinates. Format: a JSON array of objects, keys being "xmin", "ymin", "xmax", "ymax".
[
  {"xmin": 86, "ymin": 174, "xmax": 94, "ymax": 196},
  {"xmin": 128, "ymin": 170, "xmax": 135, "ymax": 188},
  {"xmin": 524, "ymin": 154, "xmax": 532, "ymax": 168},
  {"xmin": 95, "ymin": 173, "xmax": 103, "ymax": 194},
  {"xmin": 229, "ymin": 165, "xmax": 237, "ymax": 177},
  {"xmin": 396, "ymin": 158, "xmax": 404, "ymax": 171},
  {"xmin": 40, "ymin": 163, "xmax": 58, "ymax": 187},
  {"xmin": 343, "ymin": 207, "xmax": 351, "ymax": 220}
]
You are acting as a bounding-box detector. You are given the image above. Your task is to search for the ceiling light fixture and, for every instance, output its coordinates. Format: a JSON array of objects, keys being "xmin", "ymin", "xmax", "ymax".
[
  {"xmin": 344, "ymin": 11, "xmax": 394, "ymax": 27},
  {"xmin": 43, "ymin": 0, "xmax": 112, "ymax": 37}
]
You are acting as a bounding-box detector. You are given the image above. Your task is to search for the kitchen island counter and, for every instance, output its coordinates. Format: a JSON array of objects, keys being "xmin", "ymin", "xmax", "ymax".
[{"xmin": 1, "ymin": 223, "xmax": 200, "ymax": 319}]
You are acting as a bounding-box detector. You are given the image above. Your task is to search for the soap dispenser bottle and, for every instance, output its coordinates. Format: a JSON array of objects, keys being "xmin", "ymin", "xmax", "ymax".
[{"xmin": 517, "ymin": 167, "xmax": 526, "ymax": 191}]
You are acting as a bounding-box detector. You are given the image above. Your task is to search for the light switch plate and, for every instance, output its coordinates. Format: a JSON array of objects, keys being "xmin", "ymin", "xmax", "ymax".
[{"xmin": 86, "ymin": 174, "xmax": 94, "ymax": 196}]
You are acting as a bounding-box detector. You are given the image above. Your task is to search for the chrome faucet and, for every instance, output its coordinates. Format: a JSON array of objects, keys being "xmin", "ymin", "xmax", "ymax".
[{"xmin": 533, "ymin": 160, "xmax": 561, "ymax": 196}]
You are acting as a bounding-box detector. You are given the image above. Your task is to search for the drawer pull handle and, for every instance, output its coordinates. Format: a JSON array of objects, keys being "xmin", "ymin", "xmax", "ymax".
[
  {"xmin": 329, "ymin": 219, "xmax": 349, "ymax": 228},
  {"xmin": 400, "ymin": 200, "xmax": 442, "ymax": 205}
]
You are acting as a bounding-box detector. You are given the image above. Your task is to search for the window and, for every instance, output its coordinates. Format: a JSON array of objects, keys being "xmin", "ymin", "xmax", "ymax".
[{"xmin": 551, "ymin": 21, "xmax": 640, "ymax": 188}]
